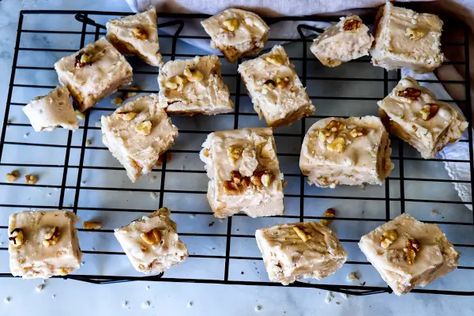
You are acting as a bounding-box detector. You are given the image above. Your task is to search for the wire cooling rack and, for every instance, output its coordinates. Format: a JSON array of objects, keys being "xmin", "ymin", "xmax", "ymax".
[{"xmin": 0, "ymin": 9, "xmax": 473, "ymax": 296}]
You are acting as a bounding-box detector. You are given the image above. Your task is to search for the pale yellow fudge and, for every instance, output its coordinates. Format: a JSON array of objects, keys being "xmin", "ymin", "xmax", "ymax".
[
  {"xmin": 8, "ymin": 210, "xmax": 82, "ymax": 279},
  {"xmin": 200, "ymin": 127, "xmax": 284, "ymax": 218},
  {"xmin": 300, "ymin": 116, "xmax": 393, "ymax": 188},
  {"xmin": 359, "ymin": 213, "xmax": 459, "ymax": 295}
]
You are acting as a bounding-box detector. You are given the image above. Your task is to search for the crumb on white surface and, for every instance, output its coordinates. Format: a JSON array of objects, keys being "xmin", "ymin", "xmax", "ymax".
[
  {"xmin": 149, "ymin": 192, "xmax": 158, "ymax": 200},
  {"xmin": 187, "ymin": 301, "xmax": 194, "ymax": 308},
  {"xmin": 4, "ymin": 296, "xmax": 11, "ymax": 304},
  {"xmin": 35, "ymin": 283, "xmax": 45, "ymax": 293},
  {"xmin": 324, "ymin": 291, "xmax": 335, "ymax": 304},
  {"xmin": 141, "ymin": 300, "xmax": 151, "ymax": 309},
  {"xmin": 255, "ymin": 304, "xmax": 263, "ymax": 312},
  {"xmin": 122, "ymin": 300, "xmax": 129, "ymax": 308}
]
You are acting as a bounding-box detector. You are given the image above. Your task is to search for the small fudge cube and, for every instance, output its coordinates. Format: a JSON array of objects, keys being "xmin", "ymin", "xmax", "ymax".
[
  {"xmin": 101, "ymin": 94, "xmax": 178, "ymax": 182},
  {"xmin": 55, "ymin": 37, "xmax": 133, "ymax": 111},
  {"xmin": 8, "ymin": 210, "xmax": 82, "ymax": 279},
  {"xmin": 114, "ymin": 208, "xmax": 188, "ymax": 274},
  {"xmin": 238, "ymin": 45, "xmax": 315, "ymax": 127},
  {"xmin": 300, "ymin": 116, "xmax": 393, "ymax": 188},
  {"xmin": 200, "ymin": 127, "xmax": 284, "ymax": 218},
  {"xmin": 106, "ymin": 7, "xmax": 162, "ymax": 67},
  {"xmin": 311, "ymin": 15, "xmax": 374, "ymax": 67},
  {"xmin": 256, "ymin": 221, "xmax": 347, "ymax": 285},
  {"xmin": 158, "ymin": 55, "xmax": 234, "ymax": 115},
  {"xmin": 359, "ymin": 214, "xmax": 459, "ymax": 295},
  {"xmin": 378, "ymin": 77, "xmax": 468, "ymax": 159},
  {"xmin": 23, "ymin": 86, "xmax": 78, "ymax": 132},
  {"xmin": 370, "ymin": 2, "xmax": 444, "ymax": 72},
  {"xmin": 201, "ymin": 8, "xmax": 269, "ymax": 63}
]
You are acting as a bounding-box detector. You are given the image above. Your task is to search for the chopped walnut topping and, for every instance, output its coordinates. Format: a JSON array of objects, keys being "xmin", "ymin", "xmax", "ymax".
[
  {"xmin": 227, "ymin": 145, "xmax": 243, "ymax": 162},
  {"xmin": 343, "ymin": 19, "xmax": 362, "ymax": 32},
  {"xmin": 260, "ymin": 172, "xmax": 272, "ymax": 187},
  {"xmin": 380, "ymin": 229, "xmax": 398, "ymax": 249},
  {"xmin": 403, "ymin": 238, "xmax": 421, "ymax": 265},
  {"xmin": 116, "ymin": 111, "xmax": 137, "ymax": 121},
  {"xmin": 349, "ymin": 127, "xmax": 366, "ymax": 138},
  {"xmin": 6, "ymin": 170, "xmax": 20, "ymax": 183},
  {"xmin": 42, "ymin": 226, "xmax": 60, "ymax": 247},
  {"xmin": 222, "ymin": 18, "xmax": 240, "ymax": 32},
  {"xmin": 83, "ymin": 221, "xmax": 102, "ymax": 230},
  {"xmin": 165, "ymin": 75, "xmax": 186, "ymax": 91},
  {"xmin": 132, "ymin": 27, "xmax": 148, "ymax": 40},
  {"xmin": 275, "ymin": 76, "xmax": 290, "ymax": 89},
  {"xmin": 74, "ymin": 52, "xmax": 93, "ymax": 68},
  {"xmin": 397, "ymin": 88, "xmax": 421, "ymax": 100},
  {"xmin": 140, "ymin": 228, "xmax": 162, "ymax": 246},
  {"xmin": 264, "ymin": 54, "xmax": 285, "ymax": 66},
  {"xmin": 223, "ymin": 170, "xmax": 272, "ymax": 194},
  {"xmin": 320, "ymin": 208, "xmax": 336, "ymax": 226},
  {"xmin": 9, "ymin": 228, "xmax": 24, "ymax": 247},
  {"xmin": 405, "ymin": 27, "xmax": 426, "ymax": 40},
  {"xmin": 292, "ymin": 226, "xmax": 310, "ymax": 242},
  {"xmin": 25, "ymin": 174, "xmax": 38, "ymax": 185},
  {"xmin": 419, "ymin": 103, "xmax": 439, "ymax": 121},
  {"xmin": 183, "ymin": 66, "xmax": 204, "ymax": 82},
  {"xmin": 136, "ymin": 121, "xmax": 152, "ymax": 135},
  {"xmin": 327, "ymin": 136, "xmax": 346, "ymax": 153},
  {"xmin": 112, "ymin": 96, "xmax": 124, "ymax": 105}
]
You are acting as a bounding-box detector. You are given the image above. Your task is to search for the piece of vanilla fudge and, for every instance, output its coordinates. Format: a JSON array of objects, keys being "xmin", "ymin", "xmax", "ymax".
[
  {"xmin": 359, "ymin": 214, "xmax": 459, "ymax": 295},
  {"xmin": 256, "ymin": 221, "xmax": 347, "ymax": 285},
  {"xmin": 106, "ymin": 7, "xmax": 162, "ymax": 67},
  {"xmin": 370, "ymin": 2, "xmax": 444, "ymax": 72},
  {"xmin": 300, "ymin": 116, "xmax": 393, "ymax": 188},
  {"xmin": 101, "ymin": 94, "xmax": 178, "ymax": 182},
  {"xmin": 201, "ymin": 8, "xmax": 270, "ymax": 63},
  {"xmin": 238, "ymin": 45, "xmax": 315, "ymax": 127},
  {"xmin": 23, "ymin": 86, "xmax": 78, "ymax": 132},
  {"xmin": 378, "ymin": 77, "xmax": 468, "ymax": 159},
  {"xmin": 114, "ymin": 208, "xmax": 188, "ymax": 274},
  {"xmin": 200, "ymin": 127, "xmax": 284, "ymax": 218},
  {"xmin": 8, "ymin": 210, "xmax": 82, "ymax": 279},
  {"xmin": 311, "ymin": 15, "xmax": 374, "ymax": 67},
  {"xmin": 55, "ymin": 37, "xmax": 133, "ymax": 111},
  {"xmin": 157, "ymin": 55, "xmax": 234, "ymax": 115}
]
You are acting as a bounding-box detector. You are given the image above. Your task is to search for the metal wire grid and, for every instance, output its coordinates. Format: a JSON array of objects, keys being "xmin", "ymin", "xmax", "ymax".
[{"xmin": 0, "ymin": 10, "xmax": 472, "ymax": 296}]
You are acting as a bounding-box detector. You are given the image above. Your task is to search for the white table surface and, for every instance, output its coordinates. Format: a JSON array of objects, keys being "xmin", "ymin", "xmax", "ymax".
[{"xmin": 0, "ymin": 0, "xmax": 474, "ymax": 315}]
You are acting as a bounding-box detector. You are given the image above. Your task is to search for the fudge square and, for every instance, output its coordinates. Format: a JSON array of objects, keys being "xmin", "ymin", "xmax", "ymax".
[
  {"xmin": 359, "ymin": 214, "xmax": 459, "ymax": 295},
  {"xmin": 23, "ymin": 86, "xmax": 78, "ymax": 132},
  {"xmin": 101, "ymin": 94, "xmax": 178, "ymax": 182},
  {"xmin": 255, "ymin": 221, "xmax": 347, "ymax": 285},
  {"xmin": 157, "ymin": 55, "xmax": 234, "ymax": 115},
  {"xmin": 238, "ymin": 45, "xmax": 315, "ymax": 127},
  {"xmin": 299, "ymin": 116, "xmax": 393, "ymax": 188},
  {"xmin": 378, "ymin": 77, "xmax": 468, "ymax": 159},
  {"xmin": 200, "ymin": 127, "xmax": 284, "ymax": 218},
  {"xmin": 55, "ymin": 37, "xmax": 133, "ymax": 112},
  {"xmin": 370, "ymin": 2, "xmax": 444, "ymax": 73},
  {"xmin": 114, "ymin": 208, "xmax": 188, "ymax": 274},
  {"xmin": 310, "ymin": 15, "xmax": 374, "ymax": 67},
  {"xmin": 201, "ymin": 8, "xmax": 270, "ymax": 63},
  {"xmin": 8, "ymin": 210, "xmax": 82, "ymax": 279},
  {"xmin": 106, "ymin": 7, "xmax": 162, "ymax": 67}
]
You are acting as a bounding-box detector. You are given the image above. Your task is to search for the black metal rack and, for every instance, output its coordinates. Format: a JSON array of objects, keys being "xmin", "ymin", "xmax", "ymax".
[{"xmin": 0, "ymin": 10, "xmax": 473, "ymax": 296}]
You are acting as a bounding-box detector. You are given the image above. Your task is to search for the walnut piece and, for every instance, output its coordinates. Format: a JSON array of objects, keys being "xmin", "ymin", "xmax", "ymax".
[
  {"xmin": 403, "ymin": 238, "xmax": 421, "ymax": 265},
  {"xmin": 135, "ymin": 121, "xmax": 152, "ymax": 135},
  {"xmin": 9, "ymin": 228, "xmax": 24, "ymax": 247},
  {"xmin": 116, "ymin": 111, "xmax": 137, "ymax": 121},
  {"xmin": 132, "ymin": 27, "xmax": 148, "ymax": 40},
  {"xmin": 42, "ymin": 226, "xmax": 61, "ymax": 247},
  {"xmin": 83, "ymin": 221, "xmax": 103, "ymax": 230},
  {"xmin": 405, "ymin": 27, "xmax": 426, "ymax": 40},
  {"xmin": 183, "ymin": 66, "xmax": 204, "ymax": 82},
  {"xmin": 227, "ymin": 145, "xmax": 244, "ymax": 162},
  {"xmin": 264, "ymin": 54, "xmax": 284, "ymax": 66},
  {"xmin": 275, "ymin": 76, "xmax": 290, "ymax": 89},
  {"xmin": 327, "ymin": 136, "xmax": 346, "ymax": 153},
  {"xmin": 140, "ymin": 228, "xmax": 162, "ymax": 245},
  {"xmin": 223, "ymin": 170, "xmax": 273, "ymax": 194},
  {"xmin": 222, "ymin": 18, "xmax": 240, "ymax": 32},
  {"xmin": 380, "ymin": 229, "xmax": 398, "ymax": 249},
  {"xmin": 397, "ymin": 88, "xmax": 421, "ymax": 100},
  {"xmin": 292, "ymin": 226, "xmax": 310, "ymax": 242},
  {"xmin": 165, "ymin": 75, "xmax": 186, "ymax": 91},
  {"xmin": 74, "ymin": 52, "xmax": 93, "ymax": 68},
  {"xmin": 419, "ymin": 103, "xmax": 439, "ymax": 121},
  {"xmin": 320, "ymin": 208, "xmax": 336, "ymax": 226},
  {"xmin": 343, "ymin": 19, "xmax": 362, "ymax": 32},
  {"xmin": 6, "ymin": 170, "xmax": 20, "ymax": 183},
  {"xmin": 25, "ymin": 174, "xmax": 38, "ymax": 185}
]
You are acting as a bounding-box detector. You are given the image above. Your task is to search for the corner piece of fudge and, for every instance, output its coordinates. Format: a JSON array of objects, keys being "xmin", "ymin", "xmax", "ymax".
[
  {"xmin": 299, "ymin": 116, "xmax": 393, "ymax": 188},
  {"xmin": 55, "ymin": 37, "xmax": 133, "ymax": 112},
  {"xmin": 370, "ymin": 2, "xmax": 444, "ymax": 72},
  {"xmin": 358, "ymin": 213, "xmax": 459, "ymax": 295},
  {"xmin": 255, "ymin": 221, "xmax": 347, "ymax": 285},
  {"xmin": 114, "ymin": 207, "xmax": 188, "ymax": 275},
  {"xmin": 8, "ymin": 210, "xmax": 82, "ymax": 279},
  {"xmin": 106, "ymin": 7, "xmax": 162, "ymax": 67},
  {"xmin": 311, "ymin": 15, "xmax": 374, "ymax": 67},
  {"xmin": 201, "ymin": 8, "xmax": 269, "ymax": 63},
  {"xmin": 238, "ymin": 45, "xmax": 315, "ymax": 127},
  {"xmin": 101, "ymin": 94, "xmax": 178, "ymax": 182},
  {"xmin": 23, "ymin": 86, "xmax": 78, "ymax": 132},
  {"xmin": 157, "ymin": 55, "xmax": 234, "ymax": 115},
  {"xmin": 200, "ymin": 127, "xmax": 284, "ymax": 218},
  {"xmin": 378, "ymin": 77, "xmax": 468, "ymax": 159}
]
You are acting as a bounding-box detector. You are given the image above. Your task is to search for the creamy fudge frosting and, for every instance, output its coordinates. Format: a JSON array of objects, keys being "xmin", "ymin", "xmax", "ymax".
[
  {"xmin": 255, "ymin": 221, "xmax": 347, "ymax": 285},
  {"xmin": 158, "ymin": 55, "xmax": 234, "ymax": 115},
  {"xmin": 101, "ymin": 94, "xmax": 178, "ymax": 182},
  {"xmin": 201, "ymin": 8, "xmax": 269, "ymax": 63},
  {"xmin": 200, "ymin": 127, "xmax": 284, "ymax": 218},
  {"xmin": 106, "ymin": 7, "xmax": 162, "ymax": 67},
  {"xmin": 23, "ymin": 86, "xmax": 78, "ymax": 132},
  {"xmin": 370, "ymin": 2, "xmax": 444, "ymax": 72},
  {"xmin": 311, "ymin": 15, "xmax": 374, "ymax": 67},
  {"xmin": 55, "ymin": 37, "xmax": 133, "ymax": 111},
  {"xmin": 8, "ymin": 210, "xmax": 82, "ymax": 279},
  {"xmin": 238, "ymin": 45, "xmax": 315, "ymax": 127},
  {"xmin": 359, "ymin": 213, "xmax": 459, "ymax": 295},
  {"xmin": 114, "ymin": 208, "xmax": 188, "ymax": 274},
  {"xmin": 300, "ymin": 116, "xmax": 393, "ymax": 188},
  {"xmin": 378, "ymin": 77, "xmax": 468, "ymax": 159}
]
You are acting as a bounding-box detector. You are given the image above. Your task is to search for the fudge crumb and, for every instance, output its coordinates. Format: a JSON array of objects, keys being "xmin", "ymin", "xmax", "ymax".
[
  {"xmin": 187, "ymin": 301, "xmax": 194, "ymax": 308},
  {"xmin": 146, "ymin": 285, "xmax": 151, "ymax": 291},
  {"xmin": 339, "ymin": 293, "xmax": 348, "ymax": 300},
  {"xmin": 324, "ymin": 291, "xmax": 335, "ymax": 304},
  {"xmin": 83, "ymin": 221, "xmax": 102, "ymax": 230},
  {"xmin": 112, "ymin": 96, "xmax": 124, "ymax": 105},
  {"xmin": 25, "ymin": 174, "xmax": 38, "ymax": 185},
  {"xmin": 51, "ymin": 294, "xmax": 56, "ymax": 299},
  {"xmin": 35, "ymin": 283, "xmax": 45, "ymax": 293},
  {"xmin": 6, "ymin": 170, "xmax": 20, "ymax": 183},
  {"xmin": 150, "ymin": 192, "xmax": 158, "ymax": 200},
  {"xmin": 141, "ymin": 301, "xmax": 151, "ymax": 309},
  {"xmin": 346, "ymin": 271, "xmax": 360, "ymax": 282},
  {"xmin": 122, "ymin": 300, "xmax": 129, "ymax": 308},
  {"xmin": 4, "ymin": 297, "xmax": 11, "ymax": 304},
  {"xmin": 255, "ymin": 304, "xmax": 263, "ymax": 312},
  {"xmin": 85, "ymin": 139, "xmax": 92, "ymax": 147},
  {"xmin": 241, "ymin": 271, "xmax": 244, "ymax": 275},
  {"xmin": 208, "ymin": 221, "xmax": 215, "ymax": 227},
  {"xmin": 431, "ymin": 209, "xmax": 440, "ymax": 215},
  {"xmin": 150, "ymin": 175, "xmax": 158, "ymax": 182},
  {"xmin": 24, "ymin": 132, "xmax": 30, "ymax": 138}
]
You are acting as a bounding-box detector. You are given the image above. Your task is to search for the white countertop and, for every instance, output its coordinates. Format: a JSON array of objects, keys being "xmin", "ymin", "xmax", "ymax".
[{"xmin": 0, "ymin": 0, "xmax": 473, "ymax": 315}]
